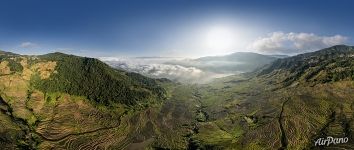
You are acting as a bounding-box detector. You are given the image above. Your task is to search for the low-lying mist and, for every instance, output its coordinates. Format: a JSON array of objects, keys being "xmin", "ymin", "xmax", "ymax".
[
  {"xmin": 100, "ymin": 57, "xmax": 233, "ymax": 84},
  {"xmin": 100, "ymin": 52, "xmax": 279, "ymax": 84}
]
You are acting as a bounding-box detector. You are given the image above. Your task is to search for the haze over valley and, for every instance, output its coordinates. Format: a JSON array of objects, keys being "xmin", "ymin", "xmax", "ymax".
[
  {"xmin": 100, "ymin": 52, "xmax": 281, "ymax": 83},
  {"xmin": 1, "ymin": 0, "xmax": 354, "ymax": 149}
]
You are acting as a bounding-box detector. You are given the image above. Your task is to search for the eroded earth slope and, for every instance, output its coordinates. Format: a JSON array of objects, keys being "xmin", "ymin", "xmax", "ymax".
[{"xmin": 0, "ymin": 45, "xmax": 353, "ymax": 149}]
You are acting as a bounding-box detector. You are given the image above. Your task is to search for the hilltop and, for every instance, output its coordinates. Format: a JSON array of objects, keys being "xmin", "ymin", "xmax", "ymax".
[
  {"xmin": 259, "ymin": 45, "xmax": 354, "ymax": 87},
  {"xmin": 34, "ymin": 52, "xmax": 166, "ymax": 105},
  {"xmin": 0, "ymin": 46, "xmax": 353, "ymax": 149},
  {"xmin": 0, "ymin": 51, "xmax": 168, "ymax": 149},
  {"xmin": 189, "ymin": 45, "xmax": 354, "ymax": 149}
]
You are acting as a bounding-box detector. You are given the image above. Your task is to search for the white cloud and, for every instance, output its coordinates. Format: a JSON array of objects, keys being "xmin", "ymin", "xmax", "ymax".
[
  {"xmin": 19, "ymin": 42, "xmax": 38, "ymax": 48},
  {"xmin": 101, "ymin": 57, "xmax": 230, "ymax": 84},
  {"xmin": 249, "ymin": 32, "xmax": 348, "ymax": 54}
]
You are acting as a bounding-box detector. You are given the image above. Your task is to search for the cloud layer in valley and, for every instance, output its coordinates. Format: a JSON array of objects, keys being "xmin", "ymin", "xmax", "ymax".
[
  {"xmin": 249, "ymin": 32, "xmax": 348, "ymax": 54},
  {"xmin": 101, "ymin": 57, "xmax": 231, "ymax": 84}
]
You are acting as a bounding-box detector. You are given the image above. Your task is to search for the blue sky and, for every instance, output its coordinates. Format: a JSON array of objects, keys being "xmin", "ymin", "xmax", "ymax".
[{"xmin": 0, "ymin": 0, "xmax": 353, "ymax": 57}]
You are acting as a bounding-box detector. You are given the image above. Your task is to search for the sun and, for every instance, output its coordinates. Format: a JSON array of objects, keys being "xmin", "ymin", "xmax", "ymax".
[{"xmin": 204, "ymin": 25, "xmax": 238, "ymax": 53}]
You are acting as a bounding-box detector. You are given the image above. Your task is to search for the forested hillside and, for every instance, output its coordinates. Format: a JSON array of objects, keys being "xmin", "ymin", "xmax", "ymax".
[
  {"xmin": 32, "ymin": 52, "xmax": 166, "ymax": 106},
  {"xmin": 259, "ymin": 45, "xmax": 354, "ymax": 86},
  {"xmin": 0, "ymin": 46, "xmax": 353, "ymax": 149}
]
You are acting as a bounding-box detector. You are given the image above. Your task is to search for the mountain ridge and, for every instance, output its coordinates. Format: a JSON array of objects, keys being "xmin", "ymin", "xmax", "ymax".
[
  {"xmin": 0, "ymin": 46, "xmax": 353, "ymax": 149},
  {"xmin": 258, "ymin": 45, "xmax": 354, "ymax": 87},
  {"xmin": 1, "ymin": 51, "xmax": 167, "ymax": 106},
  {"xmin": 163, "ymin": 52, "xmax": 279, "ymax": 75},
  {"xmin": 196, "ymin": 51, "xmax": 277, "ymax": 61}
]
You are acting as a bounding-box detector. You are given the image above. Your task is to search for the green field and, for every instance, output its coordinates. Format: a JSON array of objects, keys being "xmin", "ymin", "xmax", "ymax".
[{"xmin": 0, "ymin": 46, "xmax": 353, "ymax": 149}]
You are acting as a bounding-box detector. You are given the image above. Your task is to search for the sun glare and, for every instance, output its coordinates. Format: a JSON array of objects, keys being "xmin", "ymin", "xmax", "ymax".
[{"xmin": 204, "ymin": 25, "xmax": 238, "ymax": 54}]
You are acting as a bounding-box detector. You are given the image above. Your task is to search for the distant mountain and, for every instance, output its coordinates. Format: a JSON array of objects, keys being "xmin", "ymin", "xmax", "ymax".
[
  {"xmin": 102, "ymin": 52, "xmax": 279, "ymax": 84},
  {"xmin": 0, "ymin": 50, "xmax": 19, "ymax": 58},
  {"xmin": 190, "ymin": 45, "xmax": 354, "ymax": 149},
  {"xmin": 196, "ymin": 52, "xmax": 276, "ymax": 62},
  {"xmin": 1, "ymin": 46, "xmax": 353, "ymax": 149},
  {"xmin": 259, "ymin": 45, "xmax": 354, "ymax": 87},
  {"xmin": 167, "ymin": 52, "xmax": 278, "ymax": 73},
  {"xmin": 267, "ymin": 54, "xmax": 289, "ymax": 58}
]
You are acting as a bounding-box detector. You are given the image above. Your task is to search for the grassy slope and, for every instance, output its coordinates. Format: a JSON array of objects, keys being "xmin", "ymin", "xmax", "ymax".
[
  {"xmin": 0, "ymin": 53, "xmax": 176, "ymax": 149},
  {"xmin": 193, "ymin": 75, "xmax": 353, "ymax": 149},
  {"xmin": 191, "ymin": 45, "xmax": 354, "ymax": 149},
  {"xmin": 0, "ymin": 45, "xmax": 353, "ymax": 149}
]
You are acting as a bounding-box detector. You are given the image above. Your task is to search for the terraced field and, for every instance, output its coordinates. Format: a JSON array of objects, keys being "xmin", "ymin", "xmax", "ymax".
[
  {"xmin": 0, "ymin": 59, "xmax": 201, "ymax": 149},
  {"xmin": 192, "ymin": 74, "xmax": 354, "ymax": 149},
  {"xmin": 0, "ymin": 46, "xmax": 354, "ymax": 149}
]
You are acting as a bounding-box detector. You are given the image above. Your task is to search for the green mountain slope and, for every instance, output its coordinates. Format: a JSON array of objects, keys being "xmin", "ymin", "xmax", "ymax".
[
  {"xmin": 190, "ymin": 45, "xmax": 354, "ymax": 149},
  {"xmin": 0, "ymin": 51, "xmax": 168, "ymax": 149},
  {"xmin": 259, "ymin": 45, "xmax": 354, "ymax": 87},
  {"xmin": 0, "ymin": 50, "xmax": 19, "ymax": 58},
  {"xmin": 0, "ymin": 46, "xmax": 353, "ymax": 149},
  {"xmin": 33, "ymin": 52, "xmax": 166, "ymax": 105}
]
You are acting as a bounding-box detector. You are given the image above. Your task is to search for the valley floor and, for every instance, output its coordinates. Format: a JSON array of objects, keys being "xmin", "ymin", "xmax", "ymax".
[
  {"xmin": 2, "ymin": 73, "xmax": 353, "ymax": 149},
  {"xmin": 1, "ymin": 47, "xmax": 354, "ymax": 149}
]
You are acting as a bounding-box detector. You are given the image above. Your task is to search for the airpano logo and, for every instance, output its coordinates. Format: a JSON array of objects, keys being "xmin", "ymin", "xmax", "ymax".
[{"xmin": 315, "ymin": 136, "xmax": 349, "ymax": 146}]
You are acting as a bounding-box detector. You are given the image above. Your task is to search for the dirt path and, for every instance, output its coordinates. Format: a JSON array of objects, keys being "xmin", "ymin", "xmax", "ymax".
[{"xmin": 278, "ymin": 98, "xmax": 289, "ymax": 150}]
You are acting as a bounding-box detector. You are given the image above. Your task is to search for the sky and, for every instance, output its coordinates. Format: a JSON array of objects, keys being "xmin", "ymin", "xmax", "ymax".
[{"xmin": 0, "ymin": 0, "xmax": 353, "ymax": 58}]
